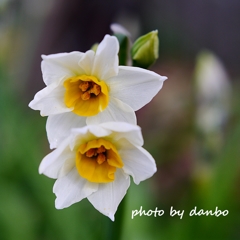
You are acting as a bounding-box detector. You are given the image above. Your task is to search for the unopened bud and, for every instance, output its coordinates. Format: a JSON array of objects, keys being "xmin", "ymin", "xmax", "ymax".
[
  {"xmin": 91, "ymin": 43, "xmax": 98, "ymax": 52},
  {"xmin": 131, "ymin": 30, "xmax": 159, "ymax": 69}
]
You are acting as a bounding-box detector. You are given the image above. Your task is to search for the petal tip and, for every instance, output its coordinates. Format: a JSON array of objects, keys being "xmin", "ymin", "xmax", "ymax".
[
  {"xmin": 49, "ymin": 140, "xmax": 57, "ymax": 150},
  {"xmin": 162, "ymin": 76, "xmax": 168, "ymax": 81},
  {"xmin": 55, "ymin": 199, "xmax": 63, "ymax": 210},
  {"xmin": 108, "ymin": 213, "xmax": 115, "ymax": 221},
  {"xmin": 28, "ymin": 101, "xmax": 33, "ymax": 108},
  {"xmin": 38, "ymin": 166, "xmax": 43, "ymax": 175}
]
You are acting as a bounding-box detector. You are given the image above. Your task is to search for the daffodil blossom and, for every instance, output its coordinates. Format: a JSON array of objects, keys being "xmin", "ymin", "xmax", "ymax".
[
  {"xmin": 29, "ymin": 34, "xmax": 167, "ymax": 149},
  {"xmin": 39, "ymin": 122, "xmax": 157, "ymax": 221}
]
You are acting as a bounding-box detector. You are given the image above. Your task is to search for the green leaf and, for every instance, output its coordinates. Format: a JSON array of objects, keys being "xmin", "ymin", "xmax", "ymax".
[{"xmin": 113, "ymin": 33, "xmax": 129, "ymax": 66}]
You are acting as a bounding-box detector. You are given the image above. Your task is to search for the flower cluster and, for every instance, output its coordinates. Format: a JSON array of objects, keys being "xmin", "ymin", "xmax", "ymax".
[{"xmin": 29, "ymin": 33, "xmax": 167, "ymax": 220}]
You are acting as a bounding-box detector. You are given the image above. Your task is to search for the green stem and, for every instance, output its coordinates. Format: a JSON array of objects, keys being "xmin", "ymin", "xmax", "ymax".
[{"xmin": 106, "ymin": 194, "xmax": 127, "ymax": 240}]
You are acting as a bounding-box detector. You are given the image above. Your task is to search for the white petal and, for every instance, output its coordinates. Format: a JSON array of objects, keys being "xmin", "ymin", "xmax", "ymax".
[
  {"xmin": 46, "ymin": 112, "xmax": 86, "ymax": 149},
  {"xmin": 39, "ymin": 137, "xmax": 74, "ymax": 179},
  {"xmin": 99, "ymin": 122, "xmax": 143, "ymax": 146},
  {"xmin": 58, "ymin": 156, "xmax": 76, "ymax": 178},
  {"xmin": 91, "ymin": 35, "xmax": 119, "ymax": 80},
  {"xmin": 120, "ymin": 144, "xmax": 157, "ymax": 184},
  {"xmin": 78, "ymin": 50, "xmax": 95, "ymax": 75},
  {"xmin": 69, "ymin": 125, "xmax": 112, "ymax": 151},
  {"xmin": 86, "ymin": 97, "xmax": 136, "ymax": 125},
  {"xmin": 53, "ymin": 168, "xmax": 98, "ymax": 209},
  {"xmin": 110, "ymin": 23, "xmax": 131, "ymax": 37},
  {"xmin": 42, "ymin": 52, "xmax": 85, "ymax": 85},
  {"xmin": 87, "ymin": 169, "xmax": 130, "ymax": 221},
  {"xmin": 28, "ymin": 83, "xmax": 71, "ymax": 116},
  {"xmin": 107, "ymin": 66, "xmax": 167, "ymax": 111}
]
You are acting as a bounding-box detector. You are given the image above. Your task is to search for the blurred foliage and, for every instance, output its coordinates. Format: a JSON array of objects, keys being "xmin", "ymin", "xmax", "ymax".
[
  {"xmin": 0, "ymin": 63, "xmax": 115, "ymax": 240},
  {"xmin": 121, "ymin": 81, "xmax": 240, "ymax": 240},
  {"xmin": 113, "ymin": 33, "xmax": 129, "ymax": 66}
]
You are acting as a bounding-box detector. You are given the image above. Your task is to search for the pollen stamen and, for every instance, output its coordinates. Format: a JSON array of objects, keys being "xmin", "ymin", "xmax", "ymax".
[
  {"xmin": 79, "ymin": 81, "xmax": 101, "ymax": 101},
  {"xmin": 81, "ymin": 91, "xmax": 91, "ymax": 100},
  {"xmin": 96, "ymin": 153, "xmax": 106, "ymax": 164},
  {"xmin": 79, "ymin": 82, "xmax": 90, "ymax": 92},
  {"xmin": 86, "ymin": 148, "xmax": 96, "ymax": 157},
  {"xmin": 76, "ymin": 138, "xmax": 123, "ymax": 183},
  {"xmin": 90, "ymin": 84, "xmax": 101, "ymax": 96},
  {"xmin": 97, "ymin": 145, "xmax": 106, "ymax": 154},
  {"xmin": 64, "ymin": 74, "xmax": 109, "ymax": 116},
  {"xmin": 86, "ymin": 145, "xmax": 107, "ymax": 164}
]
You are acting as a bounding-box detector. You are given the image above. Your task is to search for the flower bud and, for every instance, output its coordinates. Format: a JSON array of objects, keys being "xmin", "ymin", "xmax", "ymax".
[
  {"xmin": 91, "ymin": 43, "xmax": 98, "ymax": 52},
  {"xmin": 131, "ymin": 30, "xmax": 159, "ymax": 69}
]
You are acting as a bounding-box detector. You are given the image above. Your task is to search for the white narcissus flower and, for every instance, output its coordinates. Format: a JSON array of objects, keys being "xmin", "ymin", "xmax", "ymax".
[
  {"xmin": 29, "ymin": 34, "xmax": 167, "ymax": 149},
  {"xmin": 39, "ymin": 122, "xmax": 156, "ymax": 221}
]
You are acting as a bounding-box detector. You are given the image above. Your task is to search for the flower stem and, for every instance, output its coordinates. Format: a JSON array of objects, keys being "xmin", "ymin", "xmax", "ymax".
[{"xmin": 106, "ymin": 195, "xmax": 127, "ymax": 240}]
